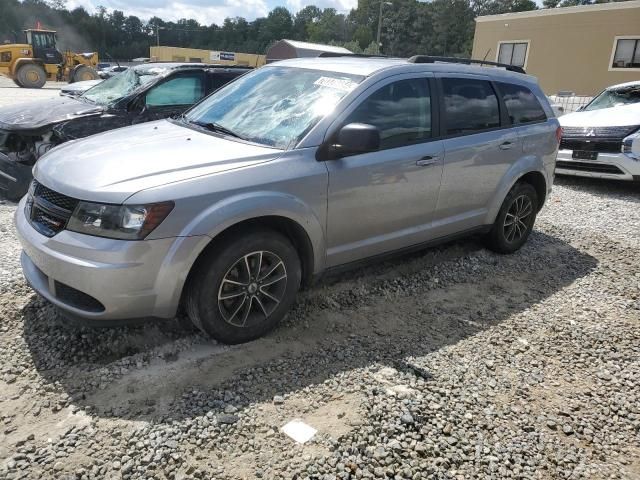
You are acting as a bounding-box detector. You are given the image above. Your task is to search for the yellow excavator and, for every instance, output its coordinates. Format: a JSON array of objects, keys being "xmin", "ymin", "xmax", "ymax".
[{"xmin": 0, "ymin": 29, "xmax": 100, "ymax": 88}]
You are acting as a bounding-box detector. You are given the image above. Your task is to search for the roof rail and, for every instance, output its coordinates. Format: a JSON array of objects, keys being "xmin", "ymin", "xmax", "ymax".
[
  {"xmin": 318, "ymin": 52, "xmax": 389, "ymax": 59},
  {"xmin": 407, "ymin": 55, "xmax": 526, "ymax": 74}
]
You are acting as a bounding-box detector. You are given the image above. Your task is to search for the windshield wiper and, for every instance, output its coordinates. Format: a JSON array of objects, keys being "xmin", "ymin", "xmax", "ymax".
[{"xmin": 190, "ymin": 120, "xmax": 245, "ymax": 140}]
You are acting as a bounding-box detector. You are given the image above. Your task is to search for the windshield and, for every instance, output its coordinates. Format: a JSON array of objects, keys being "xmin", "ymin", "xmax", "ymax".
[
  {"xmin": 584, "ymin": 85, "xmax": 640, "ymax": 111},
  {"xmin": 184, "ymin": 66, "xmax": 363, "ymax": 149},
  {"xmin": 82, "ymin": 67, "xmax": 166, "ymax": 105}
]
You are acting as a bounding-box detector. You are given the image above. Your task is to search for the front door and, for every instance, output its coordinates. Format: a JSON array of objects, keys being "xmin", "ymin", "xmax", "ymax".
[{"xmin": 325, "ymin": 75, "xmax": 444, "ymax": 267}]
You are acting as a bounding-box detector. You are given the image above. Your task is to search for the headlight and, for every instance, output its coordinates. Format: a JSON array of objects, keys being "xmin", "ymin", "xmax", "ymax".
[
  {"xmin": 622, "ymin": 130, "xmax": 640, "ymax": 161},
  {"xmin": 67, "ymin": 201, "xmax": 174, "ymax": 240}
]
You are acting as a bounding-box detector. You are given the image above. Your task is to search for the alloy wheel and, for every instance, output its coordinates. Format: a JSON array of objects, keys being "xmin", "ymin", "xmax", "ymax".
[
  {"xmin": 217, "ymin": 250, "xmax": 288, "ymax": 328},
  {"xmin": 503, "ymin": 194, "xmax": 533, "ymax": 243}
]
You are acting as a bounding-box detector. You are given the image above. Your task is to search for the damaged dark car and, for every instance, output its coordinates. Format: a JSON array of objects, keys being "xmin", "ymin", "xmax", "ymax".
[{"xmin": 0, "ymin": 62, "xmax": 251, "ymax": 200}]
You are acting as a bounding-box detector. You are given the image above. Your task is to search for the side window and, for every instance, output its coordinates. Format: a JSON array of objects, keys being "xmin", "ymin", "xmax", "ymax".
[
  {"xmin": 344, "ymin": 78, "xmax": 431, "ymax": 150},
  {"xmin": 209, "ymin": 74, "xmax": 232, "ymax": 91},
  {"xmin": 145, "ymin": 75, "xmax": 204, "ymax": 107},
  {"xmin": 442, "ymin": 78, "xmax": 500, "ymax": 136},
  {"xmin": 497, "ymin": 82, "xmax": 547, "ymax": 124}
]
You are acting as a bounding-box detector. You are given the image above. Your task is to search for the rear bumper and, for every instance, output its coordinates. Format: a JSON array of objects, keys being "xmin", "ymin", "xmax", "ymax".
[
  {"xmin": 555, "ymin": 150, "xmax": 640, "ymax": 181},
  {"xmin": 0, "ymin": 152, "xmax": 33, "ymax": 200},
  {"xmin": 15, "ymin": 196, "xmax": 210, "ymax": 321}
]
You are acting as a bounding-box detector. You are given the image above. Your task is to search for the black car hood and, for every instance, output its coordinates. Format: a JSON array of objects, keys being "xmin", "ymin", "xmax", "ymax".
[{"xmin": 0, "ymin": 97, "xmax": 104, "ymax": 133}]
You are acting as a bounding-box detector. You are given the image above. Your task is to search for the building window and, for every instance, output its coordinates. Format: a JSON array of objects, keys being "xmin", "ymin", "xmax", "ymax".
[
  {"xmin": 497, "ymin": 41, "xmax": 528, "ymax": 68},
  {"xmin": 611, "ymin": 37, "xmax": 640, "ymax": 69}
]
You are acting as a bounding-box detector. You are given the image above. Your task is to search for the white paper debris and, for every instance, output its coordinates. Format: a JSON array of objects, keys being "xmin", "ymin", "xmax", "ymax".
[{"xmin": 281, "ymin": 419, "xmax": 317, "ymax": 444}]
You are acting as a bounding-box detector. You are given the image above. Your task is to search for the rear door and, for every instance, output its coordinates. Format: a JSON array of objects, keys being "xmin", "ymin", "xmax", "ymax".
[{"xmin": 432, "ymin": 74, "xmax": 521, "ymax": 237}]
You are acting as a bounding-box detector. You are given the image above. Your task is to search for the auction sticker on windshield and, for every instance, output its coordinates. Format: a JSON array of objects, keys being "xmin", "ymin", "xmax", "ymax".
[{"xmin": 313, "ymin": 77, "xmax": 359, "ymax": 92}]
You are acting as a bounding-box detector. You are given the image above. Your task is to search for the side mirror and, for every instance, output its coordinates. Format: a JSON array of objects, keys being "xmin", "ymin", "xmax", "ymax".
[{"xmin": 334, "ymin": 123, "xmax": 380, "ymax": 157}]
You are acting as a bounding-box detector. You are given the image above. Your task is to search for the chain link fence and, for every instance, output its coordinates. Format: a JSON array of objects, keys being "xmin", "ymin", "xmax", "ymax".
[{"xmin": 548, "ymin": 94, "xmax": 593, "ymax": 116}]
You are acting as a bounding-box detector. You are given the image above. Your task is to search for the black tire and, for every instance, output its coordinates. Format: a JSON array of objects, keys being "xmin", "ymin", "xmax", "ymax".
[
  {"xmin": 12, "ymin": 77, "xmax": 23, "ymax": 87},
  {"xmin": 485, "ymin": 182, "xmax": 538, "ymax": 254},
  {"xmin": 17, "ymin": 64, "xmax": 47, "ymax": 88},
  {"xmin": 72, "ymin": 65, "xmax": 99, "ymax": 83},
  {"xmin": 186, "ymin": 228, "xmax": 301, "ymax": 344}
]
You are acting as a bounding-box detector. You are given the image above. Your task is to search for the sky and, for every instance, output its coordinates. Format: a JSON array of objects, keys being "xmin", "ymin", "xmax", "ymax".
[{"xmin": 65, "ymin": 0, "xmax": 359, "ymax": 24}]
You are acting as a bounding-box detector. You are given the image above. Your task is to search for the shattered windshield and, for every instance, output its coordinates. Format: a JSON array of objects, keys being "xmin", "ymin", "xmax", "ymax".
[
  {"xmin": 184, "ymin": 66, "xmax": 363, "ymax": 149},
  {"xmin": 585, "ymin": 85, "xmax": 640, "ymax": 111},
  {"xmin": 81, "ymin": 66, "xmax": 167, "ymax": 106}
]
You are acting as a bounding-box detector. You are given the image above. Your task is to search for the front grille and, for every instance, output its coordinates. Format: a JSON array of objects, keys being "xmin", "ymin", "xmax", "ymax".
[
  {"xmin": 559, "ymin": 138, "xmax": 622, "ymax": 153},
  {"xmin": 26, "ymin": 180, "xmax": 78, "ymax": 237},
  {"xmin": 561, "ymin": 125, "xmax": 639, "ymax": 138},
  {"xmin": 54, "ymin": 281, "xmax": 105, "ymax": 312},
  {"xmin": 560, "ymin": 125, "xmax": 639, "ymax": 154},
  {"xmin": 556, "ymin": 160, "xmax": 624, "ymax": 175},
  {"xmin": 33, "ymin": 181, "xmax": 79, "ymax": 211}
]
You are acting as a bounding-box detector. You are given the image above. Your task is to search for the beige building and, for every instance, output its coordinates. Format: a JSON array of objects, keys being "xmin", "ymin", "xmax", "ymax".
[
  {"xmin": 472, "ymin": 1, "xmax": 640, "ymax": 95},
  {"xmin": 150, "ymin": 46, "xmax": 266, "ymax": 67}
]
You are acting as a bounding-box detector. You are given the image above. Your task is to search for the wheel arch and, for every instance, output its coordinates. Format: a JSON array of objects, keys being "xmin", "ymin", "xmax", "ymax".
[
  {"xmin": 13, "ymin": 57, "xmax": 45, "ymax": 73},
  {"xmin": 486, "ymin": 158, "xmax": 549, "ymax": 225},
  {"xmin": 518, "ymin": 170, "xmax": 547, "ymax": 210},
  {"xmin": 185, "ymin": 215, "xmax": 317, "ymax": 291}
]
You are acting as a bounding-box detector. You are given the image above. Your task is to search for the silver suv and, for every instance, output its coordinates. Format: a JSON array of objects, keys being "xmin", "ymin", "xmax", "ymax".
[{"xmin": 15, "ymin": 56, "xmax": 560, "ymax": 344}]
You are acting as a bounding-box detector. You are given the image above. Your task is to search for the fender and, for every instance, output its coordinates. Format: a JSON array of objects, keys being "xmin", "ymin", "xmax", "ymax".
[
  {"xmin": 148, "ymin": 191, "xmax": 326, "ymax": 317},
  {"xmin": 13, "ymin": 58, "xmax": 45, "ymax": 72},
  {"xmin": 484, "ymin": 154, "xmax": 549, "ymax": 225},
  {"xmin": 185, "ymin": 190, "xmax": 325, "ymax": 270}
]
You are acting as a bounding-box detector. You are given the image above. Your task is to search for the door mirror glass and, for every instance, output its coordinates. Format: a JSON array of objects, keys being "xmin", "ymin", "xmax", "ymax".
[{"xmin": 335, "ymin": 123, "xmax": 380, "ymax": 156}]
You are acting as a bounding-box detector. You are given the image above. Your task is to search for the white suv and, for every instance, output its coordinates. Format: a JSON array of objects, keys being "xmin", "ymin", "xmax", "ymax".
[{"xmin": 557, "ymin": 81, "xmax": 640, "ymax": 182}]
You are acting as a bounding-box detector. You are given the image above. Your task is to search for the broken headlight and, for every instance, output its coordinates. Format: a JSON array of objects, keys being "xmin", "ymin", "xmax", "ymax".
[{"xmin": 67, "ymin": 201, "xmax": 174, "ymax": 240}]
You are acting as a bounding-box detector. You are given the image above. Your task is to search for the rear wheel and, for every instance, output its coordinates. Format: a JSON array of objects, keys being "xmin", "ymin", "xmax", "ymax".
[
  {"xmin": 12, "ymin": 77, "xmax": 23, "ymax": 87},
  {"xmin": 72, "ymin": 65, "xmax": 99, "ymax": 83},
  {"xmin": 485, "ymin": 182, "xmax": 538, "ymax": 254},
  {"xmin": 17, "ymin": 64, "xmax": 47, "ymax": 88},
  {"xmin": 186, "ymin": 228, "xmax": 301, "ymax": 344}
]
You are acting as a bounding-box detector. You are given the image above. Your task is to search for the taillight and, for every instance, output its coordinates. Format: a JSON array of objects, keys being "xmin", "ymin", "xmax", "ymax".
[{"xmin": 555, "ymin": 126, "xmax": 562, "ymax": 144}]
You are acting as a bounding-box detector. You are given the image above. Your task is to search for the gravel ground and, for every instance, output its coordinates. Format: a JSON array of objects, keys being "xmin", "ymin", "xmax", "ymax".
[{"xmin": 0, "ymin": 85, "xmax": 639, "ymax": 479}]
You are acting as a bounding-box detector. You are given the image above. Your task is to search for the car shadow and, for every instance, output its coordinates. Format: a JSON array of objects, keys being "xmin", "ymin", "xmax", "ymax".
[
  {"xmin": 20, "ymin": 230, "xmax": 597, "ymax": 422},
  {"xmin": 555, "ymin": 175, "xmax": 640, "ymax": 202}
]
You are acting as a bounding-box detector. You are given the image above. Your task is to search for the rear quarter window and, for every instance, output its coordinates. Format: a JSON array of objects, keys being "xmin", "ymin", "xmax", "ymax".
[{"xmin": 497, "ymin": 82, "xmax": 547, "ymax": 125}]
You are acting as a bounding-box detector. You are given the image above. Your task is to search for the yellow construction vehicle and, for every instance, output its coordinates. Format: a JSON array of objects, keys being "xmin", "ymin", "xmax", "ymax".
[{"xmin": 0, "ymin": 29, "xmax": 100, "ymax": 88}]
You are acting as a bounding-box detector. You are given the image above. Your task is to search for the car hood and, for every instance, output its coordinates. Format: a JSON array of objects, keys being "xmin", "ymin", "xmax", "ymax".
[
  {"xmin": 34, "ymin": 120, "xmax": 282, "ymax": 204},
  {"xmin": 0, "ymin": 96, "xmax": 103, "ymax": 132},
  {"xmin": 559, "ymin": 103, "xmax": 640, "ymax": 127}
]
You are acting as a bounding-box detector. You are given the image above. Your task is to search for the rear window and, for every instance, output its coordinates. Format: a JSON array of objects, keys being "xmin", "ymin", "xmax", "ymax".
[
  {"xmin": 442, "ymin": 78, "xmax": 500, "ymax": 135},
  {"xmin": 498, "ymin": 83, "xmax": 547, "ymax": 124}
]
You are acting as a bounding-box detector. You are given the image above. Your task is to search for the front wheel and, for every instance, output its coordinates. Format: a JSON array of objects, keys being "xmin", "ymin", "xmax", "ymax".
[
  {"xmin": 485, "ymin": 182, "xmax": 538, "ymax": 254},
  {"xmin": 72, "ymin": 65, "xmax": 99, "ymax": 83},
  {"xmin": 186, "ymin": 228, "xmax": 301, "ymax": 344}
]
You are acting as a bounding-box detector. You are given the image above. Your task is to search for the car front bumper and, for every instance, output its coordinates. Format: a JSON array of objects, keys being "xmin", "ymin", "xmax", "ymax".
[
  {"xmin": 15, "ymin": 196, "xmax": 209, "ymax": 322},
  {"xmin": 556, "ymin": 150, "xmax": 640, "ymax": 181}
]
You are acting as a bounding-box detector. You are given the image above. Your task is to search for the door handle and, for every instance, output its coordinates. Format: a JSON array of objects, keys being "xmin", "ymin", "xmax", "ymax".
[
  {"xmin": 499, "ymin": 141, "xmax": 514, "ymax": 150},
  {"xmin": 416, "ymin": 156, "xmax": 438, "ymax": 167}
]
